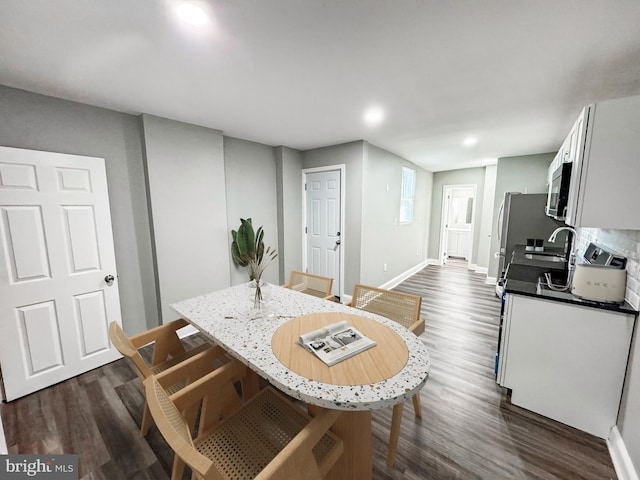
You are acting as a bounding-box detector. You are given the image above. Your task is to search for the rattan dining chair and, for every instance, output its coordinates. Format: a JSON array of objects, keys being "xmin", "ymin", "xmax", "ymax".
[
  {"xmin": 145, "ymin": 358, "xmax": 344, "ymax": 480},
  {"xmin": 349, "ymin": 283, "xmax": 425, "ymax": 466},
  {"xmin": 108, "ymin": 319, "xmax": 216, "ymax": 437},
  {"xmin": 283, "ymin": 270, "xmax": 335, "ymax": 301}
]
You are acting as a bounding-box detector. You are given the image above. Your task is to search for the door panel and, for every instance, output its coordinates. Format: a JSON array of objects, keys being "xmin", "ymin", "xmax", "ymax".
[
  {"xmin": 74, "ymin": 290, "xmax": 110, "ymax": 356},
  {"xmin": 2, "ymin": 206, "xmax": 51, "ymax": 281},
  {"xmin": 18, "ymin": 301, "xmax": 63, "ymax": 374},
  {"xmin": 63, "ymin": 206, "xmax": 101, "ymax": 273},
  {"xmin": 0, "ymin": 146, "xmax": 122, "ymax": 401}
]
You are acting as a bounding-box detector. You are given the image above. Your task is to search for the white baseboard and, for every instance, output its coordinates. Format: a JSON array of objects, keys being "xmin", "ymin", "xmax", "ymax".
[
  {"xmin": 426, "ymin": 258, "xmax": 442, "ymax": 266},
  {"xmin": 379, "ymin": 260, "xmax": 430, "ymax": 290},
  {"xmin": 608, "ymin": 426, "xmax": 639, "ymax": 480},
  {"xmin": 485, "ymin": 276, "xmax": 497, "ymax": 285}
]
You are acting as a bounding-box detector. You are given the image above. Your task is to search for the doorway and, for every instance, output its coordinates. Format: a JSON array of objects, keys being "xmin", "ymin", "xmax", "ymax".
[
  {"xmin": 440, "ymin": 185, "xmax": 477, "ymax": 265},
  {"xmin": 302, "ymin": 166, "xmax": 345, "ymax": 299}
]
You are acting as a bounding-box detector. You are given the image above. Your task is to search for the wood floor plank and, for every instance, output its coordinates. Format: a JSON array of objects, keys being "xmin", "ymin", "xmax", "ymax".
[{"xmin": 0, "ymin": 261, "xmax": 619, "ymax": 479}]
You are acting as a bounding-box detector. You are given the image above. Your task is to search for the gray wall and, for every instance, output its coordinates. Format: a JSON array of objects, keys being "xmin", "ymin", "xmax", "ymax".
[
  {"xmin": 303, "ymin": 141, "xmax": 364, "ymax": 296},
  {"xmin": 361, "ymin": 144, "xmax": 432, "ymax": 286},
  {"xmin": 487, "ymin": 153, "xmax": 554, "ymax": 279},
  {"xmin": 141, "ymin": 115, "xmax": 229, "ymax": 323},
  {"xmin": 224, "ymin": 137, "xmax": 280, "ymax": 286},
  {"xmin": 428, "ymin": 167, "xmax": 487, "ymax": 263},
  {"xmin": 276, "ymin": 146, "xmax": 304, "ymax": 282},
  {"xmin": 0, "ymin": 85, "xmax": 155, "ymax": 333}
]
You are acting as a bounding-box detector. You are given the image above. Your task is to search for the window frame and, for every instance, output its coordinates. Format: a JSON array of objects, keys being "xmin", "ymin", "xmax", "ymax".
[{"xmin": 399, "ymin": 166, "xmax": 417, "ymax": 224}]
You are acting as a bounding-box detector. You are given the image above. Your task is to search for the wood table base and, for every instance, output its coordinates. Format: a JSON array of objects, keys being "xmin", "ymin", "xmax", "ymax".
[{"xmin": 308, "ymin": 405, "xmax": 372, "ymax": 480}]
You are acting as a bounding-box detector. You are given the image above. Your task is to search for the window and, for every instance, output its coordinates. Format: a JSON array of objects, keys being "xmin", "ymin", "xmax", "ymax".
[{"xmin": 399, "ymin": 166, "xmax": 416, "ymax": 224}]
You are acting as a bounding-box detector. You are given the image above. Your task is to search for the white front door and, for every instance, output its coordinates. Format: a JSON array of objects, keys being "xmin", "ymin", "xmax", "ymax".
[
  {"xmin": 304, "ymin": 169, "xmax": 342, "ymax": 297},
  {"xmin": 0, "ymin": 146, "xmax": 122, "ymax": 401}
]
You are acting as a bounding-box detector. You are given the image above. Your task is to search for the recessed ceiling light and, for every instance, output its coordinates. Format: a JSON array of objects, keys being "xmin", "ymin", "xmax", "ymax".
[
  {"xmin": 364, "ymin": 107, "xmax": 385, "ymax": 127},
  {"xmin": 176, "ymin": 3, "xmax": 208, "ymax": 26},
  {"xmin": 463, "ymin": 137, "xmax": 478, "ymax": 147}
]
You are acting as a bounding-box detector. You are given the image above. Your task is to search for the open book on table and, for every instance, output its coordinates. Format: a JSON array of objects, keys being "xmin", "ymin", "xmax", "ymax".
[{"xmin": 298, "ymin": 320, "xmax": 376, "ymax": 366}]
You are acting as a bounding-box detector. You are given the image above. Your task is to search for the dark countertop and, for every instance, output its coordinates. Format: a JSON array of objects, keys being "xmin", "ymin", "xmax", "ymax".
[
  {"xmin": 504, "ymin": 245, "xmax": 637, "ymax": 315},
  {"xmin": 504, "ymin": 277, "xmax": 638, "ymax": 315}
]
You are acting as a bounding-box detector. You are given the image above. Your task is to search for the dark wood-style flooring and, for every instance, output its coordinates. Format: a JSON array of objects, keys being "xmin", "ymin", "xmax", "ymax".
[{"xmin": 1, "ymin": 261, "xmax": 618, "ymax": 479}]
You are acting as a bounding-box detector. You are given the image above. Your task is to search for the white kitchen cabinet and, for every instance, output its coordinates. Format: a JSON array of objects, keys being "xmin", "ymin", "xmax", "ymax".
[
  {"xmin": 499, "ymin": 293, "xmax": 634, "ymax": 438},
  {"xmin": 446, "ymin": 229, "xmax": 470, "ymax": 259},
  {"xmin": 564, "ymin": 94, "xmax": 640, "ymax": 228}
]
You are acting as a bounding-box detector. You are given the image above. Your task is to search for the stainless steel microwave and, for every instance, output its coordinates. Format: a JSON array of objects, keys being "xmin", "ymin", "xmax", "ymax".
[{"xmin": 546, "ymin": 160, "xmax": 572, "ymax": 219}]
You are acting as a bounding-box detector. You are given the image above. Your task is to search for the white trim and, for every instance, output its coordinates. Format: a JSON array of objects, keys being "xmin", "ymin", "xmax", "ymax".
[
  {"xmin": 0, "ymin": 411, "xmax": 7, "ymax": 454},
  {"xmin": 472, "ymin": 265, "xmax": 489, "ymax": 275},
  {"xmin": 426, "ymin": 258, "xmax": 442, "ymax": 266},
  {"xmin": 378, "ymin": 260, "xmax": 429, "ymax": 290},
  {"xmin": 608, "ymin": 426, "xmax": 639, "ymax": 480},
  {"xmin": 302, "ymin": 165, "xmax": 346, "ymax": 300},
  {"xmin": 485, "ymin": 276, "xmax": 497, "ymax": 285}
]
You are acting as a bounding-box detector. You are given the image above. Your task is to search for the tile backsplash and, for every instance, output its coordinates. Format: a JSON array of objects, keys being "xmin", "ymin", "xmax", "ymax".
[{"xmin": 576, "ymin": 228, "xmax": 640, "ymax": 309}]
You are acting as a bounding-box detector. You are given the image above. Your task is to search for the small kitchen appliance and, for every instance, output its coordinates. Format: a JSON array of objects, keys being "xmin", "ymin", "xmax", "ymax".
[{"xmin": 571, "ymin": 243, "xmax": 627, "ymax": 303}]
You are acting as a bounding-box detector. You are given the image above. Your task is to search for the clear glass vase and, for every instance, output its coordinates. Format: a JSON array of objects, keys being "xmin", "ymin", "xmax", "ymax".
[{"xmin": 253, "ymin": 280, "xmax": 263, "ymax": 309}]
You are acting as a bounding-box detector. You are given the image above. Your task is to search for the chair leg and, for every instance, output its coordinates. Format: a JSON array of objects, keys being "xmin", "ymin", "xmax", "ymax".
[
  {"xmin": 412, "ymin": 393, "xmax": 422, "ymax": 418},
  {"xmin": 140, "ymin": 402, "xmax": 152, "ymax": 437},
  {"xmin": 171, "ymin": 455, "xmax": 186, "ymax": 480},
  {"xmin": 387, "ymin": 402, "xmax": 404, "ymax": 466}
]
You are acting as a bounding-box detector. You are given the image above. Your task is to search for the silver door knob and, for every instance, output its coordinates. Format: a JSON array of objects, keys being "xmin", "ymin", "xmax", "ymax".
[{"xmin": 105, "ymin": 275, "xmax": 115, "ymax": 286}]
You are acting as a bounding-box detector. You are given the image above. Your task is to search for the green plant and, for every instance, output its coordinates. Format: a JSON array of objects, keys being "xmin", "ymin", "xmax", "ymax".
[{"xmin": 231, "ymin": 218, "xmax": 277, "ymax": 281}]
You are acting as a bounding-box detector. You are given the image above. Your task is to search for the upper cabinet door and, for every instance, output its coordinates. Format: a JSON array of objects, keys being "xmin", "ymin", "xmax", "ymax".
[{"xmin": 564, "ymin": 95, "xmax": 640, "ymax": 229}]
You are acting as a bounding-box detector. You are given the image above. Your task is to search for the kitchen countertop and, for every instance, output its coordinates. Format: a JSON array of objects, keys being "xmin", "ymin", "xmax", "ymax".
[
  {"xmin": 504, "ymin": 277, "xmax": 638, "ymax": 315},
  {"xmin": 504, "ymin": 245, "xmax": 637, "ymax": 315}
]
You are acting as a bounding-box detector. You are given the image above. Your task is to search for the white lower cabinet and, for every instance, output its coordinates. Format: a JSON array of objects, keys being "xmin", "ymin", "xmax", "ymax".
[{"xmin": 500, "ymin": 294, "xmax": 634, "ymax": 438}]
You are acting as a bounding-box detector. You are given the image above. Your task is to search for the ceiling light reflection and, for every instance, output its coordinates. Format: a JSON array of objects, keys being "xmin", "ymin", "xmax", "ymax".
[
  {"xmin": 364, "ymin": 107, "xmax": 385, "ymax": 127},
  {"xmin": 176, "ymin": 3, "xmax": 208, "ymax": 25}
]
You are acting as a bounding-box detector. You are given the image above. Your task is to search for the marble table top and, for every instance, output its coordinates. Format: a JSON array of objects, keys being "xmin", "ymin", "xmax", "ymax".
[{"xmin": 171, "ymin": 282, "xmax": 430, "ymax": 411}]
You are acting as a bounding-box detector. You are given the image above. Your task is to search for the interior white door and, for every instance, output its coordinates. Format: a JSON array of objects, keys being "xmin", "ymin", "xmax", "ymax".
[
  {"xmin": 305, "ymin": 170, "xmax": 341, "ymax": 297},
  {"xmin": 442, "ymin": 186, "xmax": 474, "ymax": 262},
  {"xmin": 0, "ymin": 146, "xmax": 122, "ymax": 401}
]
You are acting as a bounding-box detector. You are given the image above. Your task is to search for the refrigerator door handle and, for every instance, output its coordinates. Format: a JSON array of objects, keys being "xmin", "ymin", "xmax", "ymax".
[{"xmin": 496, "ymin": 200, "xmax": 505, "ymax": 242}]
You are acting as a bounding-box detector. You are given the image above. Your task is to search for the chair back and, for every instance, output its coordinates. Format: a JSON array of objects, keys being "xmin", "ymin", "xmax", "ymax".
[
  {"xmin": 351, "ymin": 284, "xmax": 422, "ymax": 332},
  {"xmin": 109, "ymin": 321, "xmax": 152, "ymax": 379},
  {"xmin": 287, "ymin": 271, "xmax": 334, "ymax": 299},
  {"xmin": 145, "ymin": 375, "xmax": 343, "ymax": 480}
]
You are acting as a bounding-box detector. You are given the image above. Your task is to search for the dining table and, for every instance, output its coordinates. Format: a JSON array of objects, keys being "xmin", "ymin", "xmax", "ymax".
[{"xmin": 171, "ymin": 282, "xmax": 430, "ymax": 480}]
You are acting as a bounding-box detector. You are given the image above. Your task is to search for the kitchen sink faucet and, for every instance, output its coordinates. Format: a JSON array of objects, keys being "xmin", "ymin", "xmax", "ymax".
[{"xmin": 548, "ymin": 226, "xmax": 578, "ymax": 288}]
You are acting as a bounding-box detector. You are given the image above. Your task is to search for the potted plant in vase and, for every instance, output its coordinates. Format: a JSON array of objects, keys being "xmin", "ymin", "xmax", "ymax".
[{"xmin": 231, "ymin": 218, "xmax": 277, "ymax": 308}]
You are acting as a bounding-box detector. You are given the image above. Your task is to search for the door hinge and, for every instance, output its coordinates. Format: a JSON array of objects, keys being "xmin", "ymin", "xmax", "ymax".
[
  {"xmin": 304, "ymin": 183, "xmax": 307, "ymax": 191},
  {"xmin": 305, "ymin": 226, "xmax": 308, "ymax": 234}
]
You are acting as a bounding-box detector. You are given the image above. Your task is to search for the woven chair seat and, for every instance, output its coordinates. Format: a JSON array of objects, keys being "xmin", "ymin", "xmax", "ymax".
[
  {"xmin": 194, "ymin": 388, "xmax": 340, "ymax": 479},
  {"xmin": 146, "ymin": 363, "xmax": 344, "ymax": 480}
]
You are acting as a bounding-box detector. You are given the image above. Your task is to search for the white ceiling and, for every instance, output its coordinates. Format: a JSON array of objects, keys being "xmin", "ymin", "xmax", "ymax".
[{"xmin": 2, "ymin": 1, "xmax": 640, "ymax": 172}]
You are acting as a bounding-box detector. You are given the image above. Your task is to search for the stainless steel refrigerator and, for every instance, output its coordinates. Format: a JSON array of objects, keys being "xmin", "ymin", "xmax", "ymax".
[{"xmin": 496, "ymin": 192, "xmax": 563, "ymax": 280}]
